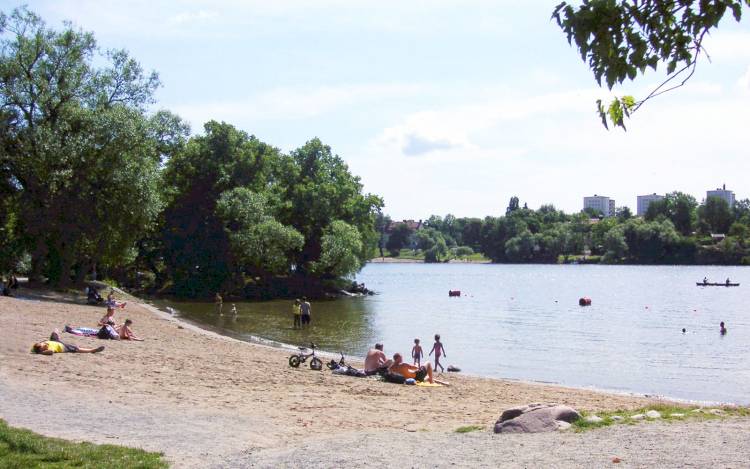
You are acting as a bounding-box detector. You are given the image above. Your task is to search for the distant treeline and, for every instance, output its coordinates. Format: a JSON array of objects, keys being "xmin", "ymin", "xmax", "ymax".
[
  {"xmin": 0, "ymin": 8, "xmax": 382, "ymax": 298},
  {"xmin": 382, "ymin": 193, "xmax": 750, "ymax": 265}
]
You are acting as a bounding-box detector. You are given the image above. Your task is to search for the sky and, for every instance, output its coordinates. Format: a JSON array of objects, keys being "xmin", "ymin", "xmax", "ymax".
[{"xmin": 2, "ymin": 1, "xmax": 749, "ymax": 220}]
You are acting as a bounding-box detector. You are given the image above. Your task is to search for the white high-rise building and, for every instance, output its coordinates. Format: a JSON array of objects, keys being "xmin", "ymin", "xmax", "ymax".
[
  {"xmin": 706, "ymin": 185, "xmax": 735, "ymax": 208},
  {"xmin": 637, "ymin": 193, "xmax": 664, "ymax": 216},
  {"xmin": 583, "ymin": 195, "xmax": 615, "ymax": 217}
]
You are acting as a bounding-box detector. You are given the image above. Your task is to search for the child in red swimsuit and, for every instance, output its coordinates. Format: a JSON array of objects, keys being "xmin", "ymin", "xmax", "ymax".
[{"xmin": 429, "ymin": 334, "xmax": 446, "ymax": 372}]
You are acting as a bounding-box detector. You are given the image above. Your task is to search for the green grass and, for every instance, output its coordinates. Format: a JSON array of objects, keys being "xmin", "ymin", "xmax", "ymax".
[
  {"xmin": 0, "ymin": 419, "xmax": 168, "ymax": 468},
  {"xmin": 572, "ymin": 404, "xmax": 750, "ymax": 432},
  {"xmin": 454, "ymin": 425, "xmax": 484, "ymax": 433}
]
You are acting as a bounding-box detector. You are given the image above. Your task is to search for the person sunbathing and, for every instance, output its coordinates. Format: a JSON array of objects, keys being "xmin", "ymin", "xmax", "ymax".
[
  {"xmin": 32, "ymin": 330, "xmax": 104, "ymax": 355},
  {"xmin": 388, "ymin": 352, "xmax": 434, "ymax": 384},
  {"xmin": 116, "ymin": 319, "xmax": 143, "ymax": 341}
]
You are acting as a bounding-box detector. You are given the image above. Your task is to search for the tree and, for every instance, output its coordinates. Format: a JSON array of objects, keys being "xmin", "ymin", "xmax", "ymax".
[
  {"xmin": 698, "ymin": 197, "xmax": 733, "ymax": 234},
  {"xmin": 506, "ymin": 196, "xmax": 520, "ymax": 215},
  {"xmin": 386, "ymin": 223, "xmax": 413, "ymax": 256},
  {"xmin": 645, "ymin": 192, "xmax": 697, "ymax": 235},
  {"xmin": 162, "ymin": 121, "xmax": 279, "ymax": 296},
  {"xmin": 0, "ymin": 7, "xmax": 163, "ymax": 286},
  {"xmin": 277, "ymin": 138, "xmax": 382, "ymax": 277},
  {"xmin": 216, "ymin": 187, "xmax": 304, "ymax": 278},
  {"xmin": 616, "ymin": 206, "xmax": 633, "ymax": 221},
  {"xmin": 553, "ymin": 1, "xmax": 750, "ymax": 129}
]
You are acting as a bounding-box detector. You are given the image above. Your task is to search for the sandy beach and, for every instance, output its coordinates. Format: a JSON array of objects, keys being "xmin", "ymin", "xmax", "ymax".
[{"xmin": 1, "ymin": 289, "xmax": 748, "ymax": 468}]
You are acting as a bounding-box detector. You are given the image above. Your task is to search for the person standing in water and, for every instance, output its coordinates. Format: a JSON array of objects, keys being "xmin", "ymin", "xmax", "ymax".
[
  {"xmin": 292, "ymin": 299, "xmax": 302, "ymax": 329},
  {"xmin": 411, "ymin": 338, "xmax": 423, "ymax": 366},
  {"xmin": 300, "ymin": 297, "xmax": 312, "ymax": 328},
  {"xmin": 215, "ymin": 292, "xmax": 223, "ymax": 315},
  {"xmin": 720, "ymin": 321, "xmax": 727, "ymax": 335},
  {"xmin": 429, "ymin": 334, "xmax": 446, "ymax": 372}
]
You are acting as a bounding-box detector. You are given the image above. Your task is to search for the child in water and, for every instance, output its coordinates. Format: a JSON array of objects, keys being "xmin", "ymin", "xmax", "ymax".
[
  {"xmin": 411, "ymin": 338, "xmax": 423, "ymax": 366},
  {"xmin": 429, "ymin": 334, "xmax": 446, "ymax": 372}
]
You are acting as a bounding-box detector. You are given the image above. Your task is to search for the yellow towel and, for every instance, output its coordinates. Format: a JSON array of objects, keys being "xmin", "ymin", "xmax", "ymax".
[{"xmin": 416, "ymin": 381, "xmax": 443, "ymax": 387}]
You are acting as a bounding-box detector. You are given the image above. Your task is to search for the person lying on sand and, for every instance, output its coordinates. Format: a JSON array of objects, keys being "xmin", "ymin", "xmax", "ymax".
[
  {"xmin": 389, "ymin": 353, "xmax": 434, "ymax": 384},
  {"xmin": 116, "ymin": 319, "xmax": 143, "ymax": 341},
  {"xmin": 364, "ymin": 343, "xmax": 392, "ymax": 376},
  {"xmin": 32, "ymin": 330, "xmax": 105, "ymax": 355}
]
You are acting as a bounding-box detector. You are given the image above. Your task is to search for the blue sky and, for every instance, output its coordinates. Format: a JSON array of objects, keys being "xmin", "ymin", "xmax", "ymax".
[{"xmin": 3, "ymin": 1, "xmax": 749, "ymax": 219}]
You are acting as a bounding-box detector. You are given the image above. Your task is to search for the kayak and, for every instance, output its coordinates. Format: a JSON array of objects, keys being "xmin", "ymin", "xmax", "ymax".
[{"xmin": 696, "ymin": 282, "xmax": 740, "ymax": 287}]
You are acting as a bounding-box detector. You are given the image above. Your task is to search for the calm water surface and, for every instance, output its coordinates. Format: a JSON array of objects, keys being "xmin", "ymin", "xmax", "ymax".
[{"xmin": 152, "ymin": 264, "xmax": 750, "ymax": 404}]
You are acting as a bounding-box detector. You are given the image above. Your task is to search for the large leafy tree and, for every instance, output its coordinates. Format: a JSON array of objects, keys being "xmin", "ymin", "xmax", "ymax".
[
  {"xmin": 644, "ymin": 191, "xmax": 697, "ymax": 235},
  {"xmin": 161, "ymin": 121, "xmax": 279, "ymax": 297},
  {"xmin": 0, "ymin": 7, "xmax": 164, "ymax": 286},
  {"xmin": 277, "ymin": 138, "xmax": 383, "ymax": 277},
  {"xmin": 553, "ymin": 0, "xmax": 749, "ymax": 129}
]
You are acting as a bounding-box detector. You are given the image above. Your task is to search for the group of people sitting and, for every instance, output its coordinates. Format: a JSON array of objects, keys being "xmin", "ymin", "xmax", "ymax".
[
  {"xmin": 363, "ymin": 343, "xmax": 437, "ymax": 384},
  {"xmin": 32, "ymin": 289, "xmax": 141, "ymax": 355},
  {"xmin": 1, "ymin": 274, "xmax": 19, "ymax": 296}
]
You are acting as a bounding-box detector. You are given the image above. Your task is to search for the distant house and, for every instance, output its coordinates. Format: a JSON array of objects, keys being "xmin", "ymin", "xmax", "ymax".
[
  {"xmin": 385, "ymin": 219, "xmax": 423, "ymax": 234},
  {"xmin": 706, "ymin": 184, "xmax": 735, "ymax": 208},
  {"xmin": 583, "ymin": 195, "xmax": 615, "ymax": 217},
  {"xmin": 637, "ymin": 193, "xmax": 664, "ymax": 216}
]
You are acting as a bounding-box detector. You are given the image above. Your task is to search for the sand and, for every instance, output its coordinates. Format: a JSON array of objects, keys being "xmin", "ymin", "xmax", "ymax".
[{"xmin": 1, "ymin": 289, "xmax": 747, "ymax": 468}]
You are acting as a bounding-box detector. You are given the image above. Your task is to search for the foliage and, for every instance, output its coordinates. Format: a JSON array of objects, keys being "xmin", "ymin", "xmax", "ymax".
[
  {"xmin": 217, "ymin": 187, "xmax": 304, "ymax": 277},
  {"xmin": 698, "ymin": 197, "xmax": 733, "ymax": 234},
  {"xmin": 0, "ymin": 419, "xmax": 167, "ymax": 468},
  {"xmin": 310, "ymin": 220, "xmax": 364, "ymax": 278},
  {"xmin": 553, "ymin": 0, "xmax": 750, "ymax": 129},
  {"xmin": 276, "ymin": 138, "xmax": 382, "ymax": 278},
  {"xmin": 572, "ymin": 405, "xmax": 749, "ymax": 432},
  {"xmin": 0, "ymin": 7, "xmax": 170, "ymax": 286},
  {"xmin": 386, "ymin": 223, "xmax": 413, "ymax": 256}
]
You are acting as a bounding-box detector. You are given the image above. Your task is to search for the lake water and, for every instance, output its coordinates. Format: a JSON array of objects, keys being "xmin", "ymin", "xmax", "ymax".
[{"xmin": 151, "ymin": 264, "xmax": 750, "ymax": 404}]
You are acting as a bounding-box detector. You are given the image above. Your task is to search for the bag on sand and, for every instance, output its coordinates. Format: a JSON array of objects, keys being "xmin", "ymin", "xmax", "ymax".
[
  {"xmin": 383, "ymin": 372, "xmax": 406, "ymax": 384},
  {"xmin": 97, "ymin": 325, "xmax": 119, "ymax": 340}
]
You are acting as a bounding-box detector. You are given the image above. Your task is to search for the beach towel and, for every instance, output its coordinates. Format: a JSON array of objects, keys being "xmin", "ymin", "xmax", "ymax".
[
  {"xmin": 415, "ymin": 381, "xmax": 444, "ymax": 387},
  {"xmin": 64, "ymin": 326, "xmax": 99, "ymax": 337}
]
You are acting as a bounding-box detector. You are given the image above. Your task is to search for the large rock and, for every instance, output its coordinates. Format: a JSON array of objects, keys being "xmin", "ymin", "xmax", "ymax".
[{"xmin": 495, "ymin": 403, "xmax": 581, "ymax": 434}]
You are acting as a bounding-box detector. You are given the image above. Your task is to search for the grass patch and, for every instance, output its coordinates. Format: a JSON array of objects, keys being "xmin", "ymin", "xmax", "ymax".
[
  {"xmin": 0, "ymin": 419, "xmax": 168, "ymax": 468},
  {"xmin": 572, "ymin": 404, "xmax": 750, "ymax": 432},
  {"xmin": 455, "ymin": 425, "xmax": 484, "ymax": 433}
]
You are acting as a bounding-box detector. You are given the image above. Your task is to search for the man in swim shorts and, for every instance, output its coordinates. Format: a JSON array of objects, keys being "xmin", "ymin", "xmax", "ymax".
[
  {"xmin": 32, "ymin": 330, "xmax": 105, "ymax": 355},
  {"xmin": 363, "ymin": 343, "xmax": 392, "ymax": 375},
  {"xmin": 388, "ymin": 353, "xmax": 434, "ymax": 383}
]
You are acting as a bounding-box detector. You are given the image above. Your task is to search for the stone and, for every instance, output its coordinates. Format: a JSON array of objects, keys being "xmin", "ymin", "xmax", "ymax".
[
  {"xmin": 585, "ymin": 415, "xmax": 603, "ymax": 423},
  {"xmin": 670, "ymin": 413, "xmax": 685, "ymax": 418},
  {"xmin": 645, "ymin": 410, "xmax": 661, "ymax": 419},
  {"xmin": 691, "ymin": 409, "xmax": 703, "ymax": 413},
  {"xmin": 495, "ymin": 404, "xmax": 581, "ymax": 434},
  {"xmin": 708, "ymin": 409, "xmax": 725, "ymax": 416},
  {"xmin": 630, "ymin": 414, "xmax": 645, "ymax": 420},
  {"xmin": 611, "ymin": 415, "xmax": 624, "ymax": 421},
  {"xmin": 556, "ymin": 421, "xmax": 572, "ymax": 431}
]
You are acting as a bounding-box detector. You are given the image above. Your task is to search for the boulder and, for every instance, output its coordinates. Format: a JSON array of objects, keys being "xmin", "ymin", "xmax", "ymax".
[
  {"xmin": 495, "ymin": 403, "xmax": 581, "ymax": 434},
  {"xmin": 585, "ymin": 415, "xmax": 603, "ymax": 423},
  {"xmin": 670, "ymin": 413, "xmax": 685, "ymax": 418},
  {"xmin": 611, "ymin": 415, "xmax": 624, "ymax": 421},
  {"xmin": 630, "ymin": 414, "xmax": 645, "ymax": 420},
  {"xmin": 645, "ymin": 410, "xmax": 661, "ymax": 419}
]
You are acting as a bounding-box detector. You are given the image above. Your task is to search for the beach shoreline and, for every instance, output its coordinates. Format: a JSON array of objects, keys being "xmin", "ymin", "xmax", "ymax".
[{"xmin": 1, "ymin": 288, "xmax": 747, "ymax": 467}]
